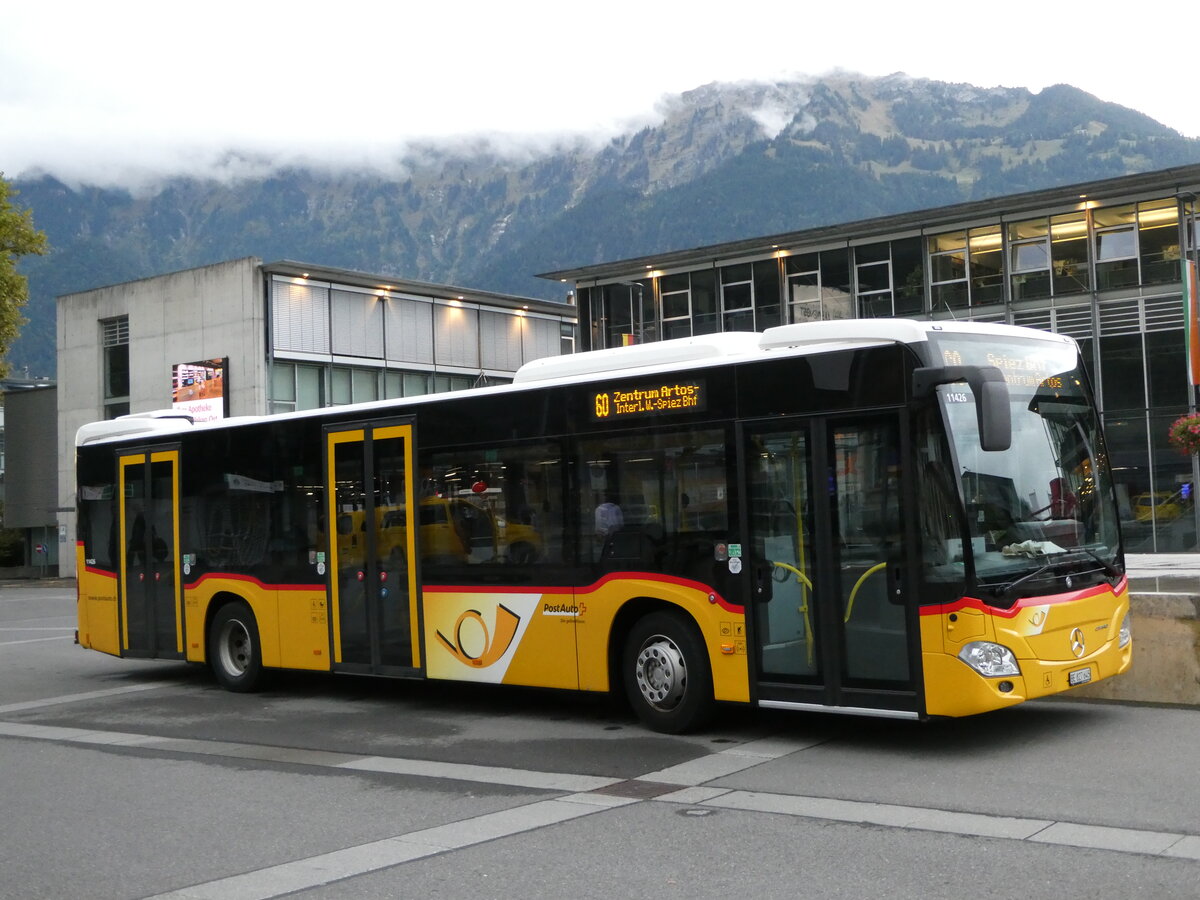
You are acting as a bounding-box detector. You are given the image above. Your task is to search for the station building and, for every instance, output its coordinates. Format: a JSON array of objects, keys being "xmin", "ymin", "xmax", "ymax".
[
  {"xmin": 53, "ymin": 257, "xmax": 576, "ymax": 576},
  {"xmin": 543, "ymin": 164, "xmax": 1200, "ymax": 554}
]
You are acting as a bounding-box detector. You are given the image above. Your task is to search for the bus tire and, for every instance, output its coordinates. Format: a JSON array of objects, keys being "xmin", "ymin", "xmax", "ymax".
[
  {"xmin": 208, "ymin": 601, "xmax": 264, "ymax": 692},
  {"xmin": 622, "ymin": 609, "xmax": 713, "ymax": 734}
]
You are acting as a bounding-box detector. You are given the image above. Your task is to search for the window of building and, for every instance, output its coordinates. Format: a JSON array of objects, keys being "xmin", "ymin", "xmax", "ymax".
[
  {"xmin": 786, "ymin": 250, "xmax": 853, "ymax": 322},
  {"xmin": 431, "ymin": 373, "xmax": 473, "ymax": 393},
  {"xmin": 1010, "ymin": 213, "xmax": 1090, "ymax": 301},
  {"xmin": 691, "ymin": 269, "xmax": 719, "ymax": 336},
  {"xmin": 1051, "ymin": 212, "xmax": 1090, "ymax": 296},
  {"xmin": 967, "ymin": 225, "xmax": 1002, "ymax": 305},
  {"xmin": 892, "ymin": 237, "xmax": 924, "ymax": 316},
  {"xmin": 270, "ymin": 362, "xmax": 325, "ymax": 414},
  {"xmin": 601, "ymin": 282, "xmax": 634, "ymax": 348},
  {"xmin": 721, "ymin": 263, "xmax": 755, "ymax": 332},
  {"xmin": 331, "ymin": 368, "xmax": 352, "ymax": 405},
  {"xmin": 1009, "ymin": 219, "xmax": 1051, "ymax": 301},
  {"xmin": 1094, "ymin": 204, "xmax": 1139, "ymax": 290},
  {"xmin": 1099, "ymin": 331, "xmax": 1146, "ymax": 413},
  {"xmin": 819, "ymin": 250, "xmax": 852, "ymax": 320},
  {"xmin": 1137, "ymin": 199, "xmax": 1180, "ymax": 286},
  {"xmin": 331, "ymin": 288, "xmax": 385, "ymax": 358},
  {"xmin": 854, "ymin": 242, "xmax": 893, "ymax": 318},
  {"xmin": 353, "ymin": 369, "xmax": 378, "ymax": 403},
  {"xmin": 928, "ymin": 231, "xmax": 968, "ymax": 311},
  {"xmin": 101, "ymin": 315, "xmax": 130, "ymax": 419},
  {"xmin": 660, "ymin": 272, "xmax": 692, "ymax": 340},
  {"xmin": 272, "ymin": 279, "xmax": 331, "ymax": 354},
  {"xmin": 786, "ymin": 253, "xmax": 822, "ymax": 323},
  {"xmin": 753, "ymin": 260, "xmax": 782, "ymax": 330},
  {"xmin": 1146, "ymin": 329, "xmax": 1188, "ymax": 409}
]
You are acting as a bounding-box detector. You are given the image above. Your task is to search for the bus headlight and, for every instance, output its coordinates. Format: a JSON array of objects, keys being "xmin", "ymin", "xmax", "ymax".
[
  {"xmin": 958, "ymin": 641, "xmax": 1020, "ymax": 677},
  {"xmin": 1118, "ymin": 612, "xmax": 1132, "ymax": 649}
]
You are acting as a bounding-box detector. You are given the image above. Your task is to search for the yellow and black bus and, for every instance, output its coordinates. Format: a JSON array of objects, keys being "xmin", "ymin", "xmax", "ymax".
[{"xmin": 75, "ymin": 319, "xmax": 1131, "ymax": 732}]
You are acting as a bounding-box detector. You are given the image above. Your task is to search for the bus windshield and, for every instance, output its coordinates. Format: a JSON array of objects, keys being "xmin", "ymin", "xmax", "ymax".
[{"xmin": 927, "ymin": 332, "xmax": 1122, "ymax": 603}]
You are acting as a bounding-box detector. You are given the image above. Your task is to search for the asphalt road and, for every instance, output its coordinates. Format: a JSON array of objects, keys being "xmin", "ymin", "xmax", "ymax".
[{"xmin": 2, "ymin": 583, "xmax": 1198, "ymax": 899}]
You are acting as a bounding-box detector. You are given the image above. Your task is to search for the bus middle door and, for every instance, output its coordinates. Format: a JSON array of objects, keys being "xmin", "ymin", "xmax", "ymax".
[
  {"xmin": 741, "ymin": 414, "xmax": 920, "ymax": 716},
  {"xmin": 325, "ymin": 421, "xmax": 420, "ymax": 675}
]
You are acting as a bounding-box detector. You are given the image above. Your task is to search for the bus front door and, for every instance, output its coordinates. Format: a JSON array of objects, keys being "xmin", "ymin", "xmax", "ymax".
[
  {"xmin": 325, "ymin": 421, "xmax": 420, "ymax": 675},
  {"xmin": 742, "ymin": 415, "xmax": 919, "ymax": 716},
  {"xmin": 117, "ymin": 449, "xmax": 183, "ymax": 659}
]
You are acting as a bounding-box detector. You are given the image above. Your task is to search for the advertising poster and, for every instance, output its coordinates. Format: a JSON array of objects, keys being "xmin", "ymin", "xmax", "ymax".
[{"xmin": 172, "ymin": 358, "xmax": 227, "ymax": 422}]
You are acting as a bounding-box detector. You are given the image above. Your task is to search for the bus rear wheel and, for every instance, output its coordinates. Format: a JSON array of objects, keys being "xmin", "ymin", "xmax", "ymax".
[
  {"xmin": 623, "ymin": 610, "xmax": 713, "ymax": 734},
  {"xmin": 208, "ymin": 601, "xmax": 264, "ymax": 692}
]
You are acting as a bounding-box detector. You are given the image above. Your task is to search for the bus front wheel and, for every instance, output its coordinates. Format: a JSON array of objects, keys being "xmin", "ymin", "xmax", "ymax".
[
  {"xmin": 208, "ymin": 601, "xmax": 264, "ymax": 692},
  {"xmin": 622, "ymin": 610, "xmax": 713, "ymax": 734}
]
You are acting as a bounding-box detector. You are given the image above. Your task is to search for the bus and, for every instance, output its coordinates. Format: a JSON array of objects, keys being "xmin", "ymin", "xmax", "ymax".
[{"xmin": 74, "ymin": 319, "xmax": 1132, "ymax": 733}]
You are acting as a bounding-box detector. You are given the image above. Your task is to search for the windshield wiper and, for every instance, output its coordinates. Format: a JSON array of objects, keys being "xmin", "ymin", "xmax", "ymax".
[
  {"xmin": 1078, "ymin": 546, "xmax": 1121, "ymax": 578},
  {"xmin": 985, "ymin": 562, "xmax": 1054, "ymax": 601},
  {"xmin": 984, "ymin": 547, "xmax": 1119, "ymax": 602}
]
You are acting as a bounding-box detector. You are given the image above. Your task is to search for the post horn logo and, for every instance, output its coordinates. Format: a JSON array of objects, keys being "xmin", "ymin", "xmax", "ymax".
[{"xmin": 436, "ymin": 604, "xmax": 521, "ymax": 668}]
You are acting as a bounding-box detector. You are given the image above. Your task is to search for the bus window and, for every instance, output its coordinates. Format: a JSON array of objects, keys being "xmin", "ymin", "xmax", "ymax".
[
  {"xmin": 185, "ymin": 425, "xmax": 324, "ymax": 583},
  {"xmin": 579, "ymin": 428, "xmax": 728, "ymax": 576},
  {"xmin": 77, "ymin": 453, "xmax": 118, "ymax": 571},
  {"xmin": 421, "ymin": 442, "xmax": 565, "ymax": 568}
]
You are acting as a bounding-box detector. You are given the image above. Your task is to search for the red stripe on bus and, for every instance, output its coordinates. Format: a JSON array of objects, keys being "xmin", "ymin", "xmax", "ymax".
[{"xmin": 920, "ymin": 576, "xmax": 1127, "ymax": 618}]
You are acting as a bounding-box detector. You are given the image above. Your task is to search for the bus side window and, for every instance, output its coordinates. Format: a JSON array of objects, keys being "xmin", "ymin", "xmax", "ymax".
[
  {"xmin": 420, "ymin": 442, "xmax": 566, "ymax": 569},
  {"xmin": 579, "ymin": 427, "xmax": 728, "ymax": 577}
]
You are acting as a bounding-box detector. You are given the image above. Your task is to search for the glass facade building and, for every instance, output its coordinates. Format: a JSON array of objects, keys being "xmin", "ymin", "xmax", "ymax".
[{"xmin": 548, "ymin": 165, "xmax": 1200, "ymax": 553}]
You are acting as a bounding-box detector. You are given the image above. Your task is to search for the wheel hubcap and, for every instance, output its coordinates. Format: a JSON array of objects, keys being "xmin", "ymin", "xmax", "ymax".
[
  {"xmin": 219, "ymin": 619, "xmax": 251, "ymax": 676},
  {"xmin": 635, "ymin": 635, "xmax": 686, "ymax": 711}
]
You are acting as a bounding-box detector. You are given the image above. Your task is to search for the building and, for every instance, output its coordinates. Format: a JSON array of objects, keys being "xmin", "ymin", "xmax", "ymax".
[
  {"xmin": 53, "ymin": 257, "xmax": 576, "ymax": 576},
  {"xmin": 0, "ymin": 381, "xmax": 58, "ymax": 573},
  {"xmin": 543, "ymin": 164, "xmax": 1200, "ymax": 554}
]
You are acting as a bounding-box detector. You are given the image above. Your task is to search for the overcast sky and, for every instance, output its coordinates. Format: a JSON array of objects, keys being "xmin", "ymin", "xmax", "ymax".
[{"xmin": 3, "ymin": 1, "xmax": 1196, "ymax": 187}]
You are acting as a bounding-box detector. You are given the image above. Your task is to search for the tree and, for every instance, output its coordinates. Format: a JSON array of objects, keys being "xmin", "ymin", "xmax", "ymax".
[{"xmin": 0, "ymin": 174, "xmax": 49, "ymax": 376}]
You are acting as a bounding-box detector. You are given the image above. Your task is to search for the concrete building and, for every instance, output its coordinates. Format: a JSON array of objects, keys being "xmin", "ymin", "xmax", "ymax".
[
  {"xmin": 54, "ymin": 257, "xmax": 576, "ymax": 576},
  {"xmin": 543, "ymin": 164, "xmax": 1200, "ymax": 554}
]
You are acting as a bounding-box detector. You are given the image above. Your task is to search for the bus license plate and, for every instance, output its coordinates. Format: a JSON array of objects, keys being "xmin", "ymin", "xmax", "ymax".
[{"xmin": 1068, "ymin": 667, "xmax": 1092, "ymax": 686}]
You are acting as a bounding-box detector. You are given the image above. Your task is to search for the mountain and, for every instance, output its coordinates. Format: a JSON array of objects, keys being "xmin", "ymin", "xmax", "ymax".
[{"xmin": 9, "ymin": 74, "xmax": 1200, "ymax": 378}]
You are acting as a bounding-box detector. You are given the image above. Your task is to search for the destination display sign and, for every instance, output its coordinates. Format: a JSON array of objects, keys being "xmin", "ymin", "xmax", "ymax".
[
  {"xmin": 936, "ymin": 338, "xmax": 1077, "ymax": 392},
  {"xmin": 591, "ymin": 380, "xmax": 706, "ymax": 420}
]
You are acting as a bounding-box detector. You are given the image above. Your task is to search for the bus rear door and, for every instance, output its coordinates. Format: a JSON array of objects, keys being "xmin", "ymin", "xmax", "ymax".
[
  {"xmin": 117, "ymin": 447, "xmax": 184, "ymax": 659},
  {"xmin": 741, "ymin": 414, "xmax": 921, "ymax": 717},
  {"xmin": 324, "ymin": 420, "xmax": 420, "ymax": 675}
]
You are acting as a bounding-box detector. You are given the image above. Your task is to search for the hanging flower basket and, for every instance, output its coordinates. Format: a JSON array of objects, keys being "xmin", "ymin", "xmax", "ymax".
[{"xmin": 1167, "ymin": 413, "xmax": 1200, "ymax": 456}]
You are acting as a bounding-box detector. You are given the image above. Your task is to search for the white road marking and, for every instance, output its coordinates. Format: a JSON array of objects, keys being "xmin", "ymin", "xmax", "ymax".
[{"xmin": 0, "ymin": 681, "xmax": 178, "ymax": 714}]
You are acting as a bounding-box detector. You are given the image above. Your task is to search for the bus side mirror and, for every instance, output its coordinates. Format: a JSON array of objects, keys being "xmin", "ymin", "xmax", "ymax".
[{"xmin": 913, "ymin": 365, "xmax": 1011, "ymax": 452}]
